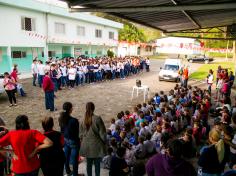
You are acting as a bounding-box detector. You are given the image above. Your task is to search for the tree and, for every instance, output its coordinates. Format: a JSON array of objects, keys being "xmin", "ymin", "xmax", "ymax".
[
  {"xmin": 119, "ymin": 24, "xmax": 146, "ymax": 42},
  {"xmin": 107, "ymin": 49, "xmax": 115, "ymax": 58}
]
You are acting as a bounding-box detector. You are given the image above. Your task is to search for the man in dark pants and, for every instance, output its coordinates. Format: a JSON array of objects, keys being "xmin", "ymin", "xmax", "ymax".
[
  {"xmin": 31, "ymin": 59, "xmax": 38, "ymax": 86},
  {"xmin": 43, "ymin": 71, "xmax": 56, "ymax": 111}
]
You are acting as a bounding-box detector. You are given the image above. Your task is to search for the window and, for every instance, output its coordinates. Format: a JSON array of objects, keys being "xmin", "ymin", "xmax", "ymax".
[
  {"xmin": 109, "ymin": 31, "xmax": 114, "ymax": 39},
  {"xmin": 48, "ymin": 51, "xmax": 56, "ymax": 57},
  {"xmin": 95, "ymin": 29, "xmax": 102, "ymax": 38},
  {"xmin": 41, "ymin": 51, "xmax": 44, "ymax": 57},
  {"xmin": 85, "ymin": 51, "xmax": 88, "ymax": 55},
  {"xmin": 21, "ymin": 17, "xmax": 35, "ymax": 31},
  {"xmin": 145, "ymin": 46, "xmax": 152, "ymax": 52},
  {"xmin": 77, "ymin": 26, "xmax": 85, "ymax": 36},
  {"xmin": 55, "ymin": 22, "xmax": 65, "ymax": 34},
  {"xmin": 12, "ymin": 51, "xmax": 26, "ymax": 58},
  {"xmin": 164, "ymin": 65, "xmax": 179, "ymax": 71}
]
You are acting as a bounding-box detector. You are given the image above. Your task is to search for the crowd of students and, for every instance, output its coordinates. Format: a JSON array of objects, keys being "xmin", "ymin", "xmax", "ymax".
[
  {"xmin": 1, "ymin": 64, "xmax": 236, "ymax": 176},
  {"xmin": 31, "ymin": 56, "xmax": 150, "ymax": 90}
]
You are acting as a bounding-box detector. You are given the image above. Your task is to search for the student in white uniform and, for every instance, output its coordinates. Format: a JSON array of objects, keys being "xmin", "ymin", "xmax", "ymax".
[
  {"xmin": 60, "ymin": 61, "xmax": 68, "ymax": 88},
  {"xmin": 31, "ymin": 59, "xmax": 38, "ymax": 86},
  {"xmin": 37, "ymin": 60, "xmax": 45, "ymax": 88},
  {"xmin": 68, "ymin": 64, "xmax": 77, "ymax": 88}
]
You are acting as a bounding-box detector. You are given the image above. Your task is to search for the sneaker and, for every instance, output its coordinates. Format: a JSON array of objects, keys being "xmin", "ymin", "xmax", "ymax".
[
  {"xmin": 9, "ymin": 104, "xmax": 13, "ymax": 107},
  {"xmin": 14, "ymin": 104, "xmax": 17, "ymax": 106}
]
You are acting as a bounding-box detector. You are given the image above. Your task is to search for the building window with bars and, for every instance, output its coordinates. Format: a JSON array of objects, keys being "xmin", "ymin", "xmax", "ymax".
[
  {"xmin": 55, "ymin": 22, "xmax": 65, "ymax": 34},
  {"xmin": 95, "ymin": 29, "xmax": 102, "ymax": 38},
  {"xmin": 21, "ymin": 17, "xmax": 35, "ymax": 31},
  {"xmin": 12, "ymin": 51, "xmax": 27, "ymax": 58},
  {"xmin": 77, "ymin": 26, "xmax": 85, "ymax": 36},
  {"xmin": 109, "ymin": 31, "xmax": 114, "ymax": 39}
]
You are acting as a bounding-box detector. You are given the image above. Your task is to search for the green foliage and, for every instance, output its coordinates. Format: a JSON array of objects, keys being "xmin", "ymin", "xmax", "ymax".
[
  {"xmin": 107, "ymin": 49, "xmax": 115, "ymax": 58},
  {"xmin": 207, "ymin": 52, "xmax": 233, "ymax": 58},
  {"xmin": 190, "ymin": 62, "xmax": 235, "ymax": 80},
  {"xmin": 170, "ymin": 28, "xmax": 233, "ymax": 49},
  {"xmin": 119, "ymin": 24, "xmax": 146, "ymax": 42}
]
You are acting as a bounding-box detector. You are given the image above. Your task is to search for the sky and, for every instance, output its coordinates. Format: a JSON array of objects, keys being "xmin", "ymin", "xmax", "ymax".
[{"xmin": 35, "ymin": 0, "xmax": 68, "ymax": 8}]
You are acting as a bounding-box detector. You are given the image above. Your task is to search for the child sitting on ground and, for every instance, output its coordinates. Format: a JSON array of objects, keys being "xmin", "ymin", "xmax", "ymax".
[
  {"xmin": 110, "ymin": 147, "xmax": 129, "ymax": 176},
  {"xmin": 102, "ymin": 147, "xmax": 114, "ymax": 169},
  {"xmin": 109, "ymin": 118, "xmax": 116, "ymax": 132}
]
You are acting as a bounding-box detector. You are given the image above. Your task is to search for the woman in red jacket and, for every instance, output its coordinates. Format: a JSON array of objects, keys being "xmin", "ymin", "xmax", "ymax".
[{"xmin": 0, "ymin": 115, "xmax": 53, "ymax": 176}]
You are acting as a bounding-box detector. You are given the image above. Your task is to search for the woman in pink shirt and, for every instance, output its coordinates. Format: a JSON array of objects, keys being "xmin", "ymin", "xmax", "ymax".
[{"xmin": 3, "ymin": 72, "xmax": 17, "ymax": 106}]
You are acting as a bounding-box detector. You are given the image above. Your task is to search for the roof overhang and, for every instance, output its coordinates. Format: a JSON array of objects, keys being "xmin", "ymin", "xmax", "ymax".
[{"xmin": 62, "ymin": 0, "xmax": 236, "ymax": 34}]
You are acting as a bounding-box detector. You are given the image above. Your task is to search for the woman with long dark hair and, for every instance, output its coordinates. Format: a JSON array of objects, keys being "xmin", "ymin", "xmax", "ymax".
[
  {"xmin": 0, "ymin": 115, "xmax": 52, "ymax": 176},
  {"xmin": 79, "ymin": 102, "xmax": 107, "ymax": 176},
  {"xmin": 59, "ymin": 102, "xmax": 79, "ymax": 176},
  {"xmin": 40, "ymin": 117, "xmax": 65, "ymax": 176}
]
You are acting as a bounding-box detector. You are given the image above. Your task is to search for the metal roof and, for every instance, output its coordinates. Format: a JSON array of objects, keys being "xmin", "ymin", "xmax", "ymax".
[{"xmin": 64, "ymin": 0, "xmax": 236, "ymax": 32}]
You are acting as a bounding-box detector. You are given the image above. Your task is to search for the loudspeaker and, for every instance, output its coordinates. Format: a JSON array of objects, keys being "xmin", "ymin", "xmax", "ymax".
[{"xmin": 136, "ymin": 79, "xmax": 141, "ymax": 87}]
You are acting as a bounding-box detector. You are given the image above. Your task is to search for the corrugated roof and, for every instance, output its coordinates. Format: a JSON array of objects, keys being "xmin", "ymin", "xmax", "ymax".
[{"xmin": 63, "ymin": 0, "xmax": 236, "ymax": 32}]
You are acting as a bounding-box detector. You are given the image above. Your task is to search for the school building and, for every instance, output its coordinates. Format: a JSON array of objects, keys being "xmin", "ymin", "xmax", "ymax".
[{"xmin": 0, "ymin": 0, "xmax": 123, "ymax": 73}]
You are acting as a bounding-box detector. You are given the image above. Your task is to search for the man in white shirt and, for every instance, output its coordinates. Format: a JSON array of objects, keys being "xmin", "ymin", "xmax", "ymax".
[
  {"xmin": 146, "ymin": 58, "xmax": 150, "ymax": 72},
  {"xmin": 60, "ymin": 62, "xmax": 68, "ymax": 88},
  {"xmin": 37, "ymin": 60, "xmax": 45, "ymax": 87},
  {"xmin": 31, "ymin": 59, "xmax": 38, "ymax": 86}
]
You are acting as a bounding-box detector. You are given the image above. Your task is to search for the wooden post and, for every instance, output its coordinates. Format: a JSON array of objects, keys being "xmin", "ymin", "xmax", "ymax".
[{"xmin": 226, "ymin": 40, "xmax": 229, "ymax": 61}]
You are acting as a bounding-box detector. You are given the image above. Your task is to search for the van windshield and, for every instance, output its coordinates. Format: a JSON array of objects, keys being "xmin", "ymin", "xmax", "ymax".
[{"xmin": 164, "ymin": 64, "xmax": 179, "ymax": 71}]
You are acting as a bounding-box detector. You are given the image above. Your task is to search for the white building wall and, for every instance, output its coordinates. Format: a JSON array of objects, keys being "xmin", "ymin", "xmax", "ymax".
[
  {"xmin": 47, "ymin": 14, "xmax": 118, "ymax": 46},
  {"xmin": 0, "ymin": 4, "xmax": 46, "ymax": 47},
  {"xmin": 0, "ymin": 4, "xmax": 120, "ymax": 48}
]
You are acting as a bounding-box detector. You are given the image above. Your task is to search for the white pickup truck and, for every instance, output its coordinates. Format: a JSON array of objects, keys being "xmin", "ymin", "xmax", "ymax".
[{"xmin": 0, "ymin": 75, "xmax": 5, "ymax": 93}]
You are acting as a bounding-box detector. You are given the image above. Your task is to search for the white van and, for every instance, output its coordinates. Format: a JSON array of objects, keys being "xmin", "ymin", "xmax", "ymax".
[{"xmin": 158, "ymin": 59, "xmax": 182, "ymax": 82}]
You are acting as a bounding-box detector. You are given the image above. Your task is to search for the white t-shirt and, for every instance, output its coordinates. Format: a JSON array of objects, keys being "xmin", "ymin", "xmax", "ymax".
[
  {"xmin": 77, "ymin": 66, "xmax": 83, "ymax": 75},
  {"xmin": 82, "ymin": 66, "xmax": 88, "ymax": 73},
  {"xmin": 31, "ymin": 63, "xmax": 38, "ymax": 74},
  {"xmin": 60, "ymin": 66, "xmax": 67, "ymax": 77},
  {"xmin": 44, "ymin": 65, "xmax": 50, "ymax": 73},
  {"xmin": 37, "ymin": 64, "xmax": 45, "ymax": 75},
  {"xmin": 68, "ymin": 68, "xmax": 77, "ymax": 80},
  {"xmin": 208, "ymin": 74, "xmax": 214, "ymax": 84}
]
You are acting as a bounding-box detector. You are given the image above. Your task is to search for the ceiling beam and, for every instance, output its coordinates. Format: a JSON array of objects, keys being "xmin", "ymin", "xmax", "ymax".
[
  {"xmin": 166, "ymin": 35, "xmax": 235, "ymax": 40},
  {"xmin": 170, "ymin": 0, "xmax": 201, "ymax": 29},
  {"xmin": 69, "ymin": 3, "xmax": 236, "ymax": 13},
  {"xmin": 165, "ymin": 32, "xmax": 227, "ymax": 34}
]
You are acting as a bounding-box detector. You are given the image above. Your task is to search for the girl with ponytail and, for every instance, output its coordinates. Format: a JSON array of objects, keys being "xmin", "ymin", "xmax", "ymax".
[
  {"xmin": 79, "ymin": 102, "xmax": 107, "ymax": 176},
  {"xmin": 198, "ymin": 129, "xmax": 226, "ymax": 176},
  {"xmin": 59, "ymin": 102, "xmax": 80, "ymax": 176}
]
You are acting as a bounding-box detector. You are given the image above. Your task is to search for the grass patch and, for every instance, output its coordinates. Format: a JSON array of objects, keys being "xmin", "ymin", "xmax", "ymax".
[
  {"xmin": 207, "ymin": 52, "xmax": 233, "ymax": 58},
  {"xmin": 190, "ymin": 62, "xmax": 235, "ymax": 80}
]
